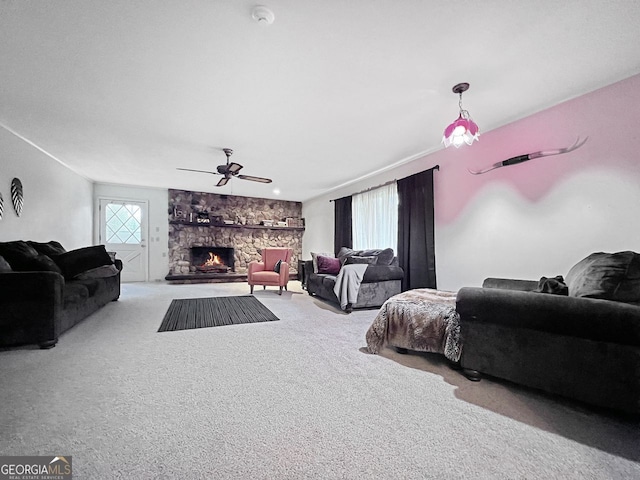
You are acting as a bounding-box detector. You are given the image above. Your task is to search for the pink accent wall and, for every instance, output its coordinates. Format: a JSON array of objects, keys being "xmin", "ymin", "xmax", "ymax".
[{"xmin": 431, "ymin": 73, "xmax": 640, "ymax": 224}]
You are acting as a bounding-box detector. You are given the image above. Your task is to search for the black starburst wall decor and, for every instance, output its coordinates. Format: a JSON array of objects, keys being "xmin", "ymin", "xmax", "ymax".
[{"xmin": 11, "ymin": 178, "xmax": 23, "ymax": 217}]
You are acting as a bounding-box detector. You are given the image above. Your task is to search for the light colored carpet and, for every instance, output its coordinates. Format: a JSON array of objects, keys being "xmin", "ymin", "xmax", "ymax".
[{"xmin": 1, "ymin": 281, "xmax": 638, "ymax": 479}]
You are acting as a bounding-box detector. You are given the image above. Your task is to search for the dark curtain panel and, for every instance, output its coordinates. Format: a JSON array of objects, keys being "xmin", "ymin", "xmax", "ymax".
[
  {"xmin": 333, "ymin": 196, "xmax": 352, "ymax": 255},
  {"xmin": 397, "ymin": 168, "xmax": 437, "ymax": 291}
]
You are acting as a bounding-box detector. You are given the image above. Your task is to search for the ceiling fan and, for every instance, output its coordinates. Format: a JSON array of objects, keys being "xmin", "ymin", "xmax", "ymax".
[{"xmin": 177, "ymin": 148, "xmax": 272, "ymax": 187}]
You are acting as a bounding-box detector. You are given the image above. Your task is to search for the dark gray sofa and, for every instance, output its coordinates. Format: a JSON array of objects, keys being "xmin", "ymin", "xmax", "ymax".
[
  {"xmin": 0, "ymin": 241, "xmax": 122, "ymax": 349},
  {"xmin": 456, "ymin": 251, "xmax": 640, "ymax": 415},
  {"xmin": 306, "ymin": 248, "xmax": 404, "ymax": 311}
]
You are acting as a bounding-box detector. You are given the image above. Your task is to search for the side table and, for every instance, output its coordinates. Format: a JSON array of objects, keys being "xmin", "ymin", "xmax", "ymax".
[{"xmin": 297, "ymin": 259, "xmax": 309, "ymax": 290}]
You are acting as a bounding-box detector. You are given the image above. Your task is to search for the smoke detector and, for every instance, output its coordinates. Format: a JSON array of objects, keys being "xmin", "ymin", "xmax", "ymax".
[{"xmin": 252, "ymin": 5, "xmax": 275, "ymax": 25}]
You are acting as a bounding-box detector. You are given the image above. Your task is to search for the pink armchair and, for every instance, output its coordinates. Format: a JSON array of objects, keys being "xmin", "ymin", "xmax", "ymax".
[{"xmin": 248, "ymin": 248, "xmax": 293, "ymax": 295}]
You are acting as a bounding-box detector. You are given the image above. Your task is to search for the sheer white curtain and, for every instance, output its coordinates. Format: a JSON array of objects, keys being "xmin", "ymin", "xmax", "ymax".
[{"xmin": 352, "ymin": 182, "xmax": 398, "ymax": 252}]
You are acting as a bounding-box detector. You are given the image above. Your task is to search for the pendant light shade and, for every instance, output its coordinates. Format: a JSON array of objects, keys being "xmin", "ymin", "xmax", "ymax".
[{"xmin": 442, "ymin": 83, "xmax": 480, "ymax": 148}]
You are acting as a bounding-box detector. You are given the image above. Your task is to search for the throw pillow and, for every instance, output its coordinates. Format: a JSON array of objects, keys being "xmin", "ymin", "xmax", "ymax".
[
  {"xmin": 11, "ymin": 254, "xmax": 63, "ymax": 274},
  {"xmin": 536, "ymin": 275, "xmax": 568, "ymax": 295},
  {"xmin": 0, "ymin": 241, "xmax": 39, "ymax": 268},
  {"xmin": 27, "ymin": 241, "xmax": 66, "ymax": 256},
  {"xmin": 317, "ymin": 255, "xmax": 341, "ymax": 275},
  {"xmin": 274, "ymin": 259, "xmax": 282, "ymax": 273},
  {"xmin": 51, "ymin": 245, "xmax": 114, "ymax": 280},
  {"xmin": 344, "ymin": 255, "xmax": 378, "ymax": 265},
  {"xmin": 565, "ymin": 251, "xmax": 640, "ymax": 304},
  {"xmin": 311, "ymin": 251, "xmax": 334, "ymax": 273},
  {"xmin": 0, "ymin": 255, "xmax": 13, "ymax": 272}
]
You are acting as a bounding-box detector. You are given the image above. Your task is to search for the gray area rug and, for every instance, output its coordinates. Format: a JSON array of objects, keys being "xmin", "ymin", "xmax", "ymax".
[{"xmin": 158, "ymin": 295, "xmax": 279, "ymax": 332}]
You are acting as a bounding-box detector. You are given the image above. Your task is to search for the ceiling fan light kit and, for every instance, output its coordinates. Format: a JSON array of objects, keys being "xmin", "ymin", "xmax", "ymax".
[{"xmin": 442, "ymin": 82, "xmax": 480, "ymax": 148}]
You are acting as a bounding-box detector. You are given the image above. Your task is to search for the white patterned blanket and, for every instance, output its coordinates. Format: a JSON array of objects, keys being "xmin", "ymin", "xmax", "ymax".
[{"xmin": 365, "ymin": 288, "xmax": 462, "ymax": 362}]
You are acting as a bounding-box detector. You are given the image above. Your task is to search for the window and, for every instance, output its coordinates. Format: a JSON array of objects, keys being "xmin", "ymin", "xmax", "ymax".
[
  {"xmin": 105, "ymin": 203, "xmax": 142, "ymax": 244},
  {"xmin": 352, "ymin": 182, "xmax": 398, "ymax": 252}
]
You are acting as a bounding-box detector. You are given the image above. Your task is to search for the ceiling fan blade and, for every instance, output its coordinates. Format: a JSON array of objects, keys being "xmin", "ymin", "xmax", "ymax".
[
  {"xmin": 237, "ymin": 174, "xmax": 272, "ymax": 184},
  {"xmin": 216, "ymin": 176, "xmax": 229, "ymax": 187},
  {"xmin": 177, "ymin": 168, "xmax": 219, "ymax": 175},
  {"xmin": 228, "ymin": 162, "xmax": 243, "ymax": 174}
]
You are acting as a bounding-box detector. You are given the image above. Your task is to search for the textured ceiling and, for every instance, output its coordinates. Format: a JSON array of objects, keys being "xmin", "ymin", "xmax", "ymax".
[{"xmin": 2, "ymin": 0, "xmax": 640, "ymax": 201}]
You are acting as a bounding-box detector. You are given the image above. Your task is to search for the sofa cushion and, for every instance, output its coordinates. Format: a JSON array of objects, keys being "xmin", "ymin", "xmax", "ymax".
[
  {"xmin": 317, "ymin": 255, "xmax": 341, "ymax": 274},
  {"xmin": 27, "ymin": 241, "xmax": 66, "ymax": 256},
  {"xmin": 337, "ymin": 247, "xmax": 395, "ymax": 266},
  {"xmin": 12, "ymin": 254, "xmax": 63, "ymax": 274},
  {"xmin": 51, "ymin": 245, "xmax": 114, "ymax": 280},
  {"xmin": 74, "ymin": 264, "xmax": 120, "ymax": 279},
  {"xmin": 0, "ymin": 255, "xmax": 13, "ymax": 272},
  {"xmin": 362, "ymin": 265, "xmax": 405, "ymax": 282},
  {"xmin": 345, "ymin": 255, "xmax": 377, "ymax": 265},
  {"xmin": 565, "ymin": 251, "xmax": 640, "ymax": 304},
  {"xmin": 0, "ymin": 241, "xmax": 39, "ymax": 268}
]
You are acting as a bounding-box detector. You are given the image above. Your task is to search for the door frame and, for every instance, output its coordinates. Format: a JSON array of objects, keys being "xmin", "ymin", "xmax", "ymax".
[{"xmin": 96, "ymin": 196, "xmax": 149, "ymax": 282}]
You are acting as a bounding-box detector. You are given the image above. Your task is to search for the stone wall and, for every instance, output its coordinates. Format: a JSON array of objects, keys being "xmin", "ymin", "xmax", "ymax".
[{"xmin": 168, "ymin": 189, "xmax": 303, "ymax": 275}]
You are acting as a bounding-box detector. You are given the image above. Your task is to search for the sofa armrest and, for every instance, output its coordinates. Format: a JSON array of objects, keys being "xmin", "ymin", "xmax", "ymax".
[
  {"xmin": 248, "ymin": 261, "xmax": 265, "ymax": 275},
  {"xmin": 0, "ymin": 271, "xmax": 64, "ymax": 344},
  {"xmin": 456, "ymin": 287, "xmax": 640, "ymax": 347},
  {"xmin": 279, "ymin": 261, "xmax": 290, "ymax": 283},
  {"xmin": 482, "ymin": 277, "xmax": 538, "ymax": 291}
]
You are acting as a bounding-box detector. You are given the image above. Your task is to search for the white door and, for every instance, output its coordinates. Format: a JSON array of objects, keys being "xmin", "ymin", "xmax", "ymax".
[{"xmin": 99, "ymin": 199, "xmax": 148, "ymax": 282}]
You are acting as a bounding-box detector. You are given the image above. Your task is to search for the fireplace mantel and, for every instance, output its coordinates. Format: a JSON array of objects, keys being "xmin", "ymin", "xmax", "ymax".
[{"xmin": 169, "ymin": 220, "xmax": 304, "ymax": 231}]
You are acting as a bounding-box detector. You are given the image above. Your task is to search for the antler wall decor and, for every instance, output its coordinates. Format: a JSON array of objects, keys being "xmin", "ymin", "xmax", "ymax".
[{"xmin": 468, "ymin": 137, "xmax": 588, "ymax": 175}]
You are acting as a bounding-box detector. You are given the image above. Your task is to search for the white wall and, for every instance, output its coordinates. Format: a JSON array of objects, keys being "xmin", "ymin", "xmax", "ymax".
[
  {"xmin": 93, "ymin": 183, "xmax": 169, "ymax": 282},
  {"xmin": 0, "ymin": 126, "xmax": 93, "ymax": 248},
  {"xmin": 303, "ymin": 74, "xmax": 640, "ymax": 291}
]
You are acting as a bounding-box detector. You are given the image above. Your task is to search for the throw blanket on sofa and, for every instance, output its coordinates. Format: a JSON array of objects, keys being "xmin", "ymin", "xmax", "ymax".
[
  {"xmin": 333, "ymin": 264, "xmax": 368, "ymax": 310},
  {"xmin": 365, "ymin": 288, "xmax": 462, "ymax": 362}
]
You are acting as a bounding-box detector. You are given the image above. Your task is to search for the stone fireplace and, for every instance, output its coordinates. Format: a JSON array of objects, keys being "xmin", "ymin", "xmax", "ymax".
[
  {"xmin": 166, "ymin": 189, "xmax": 304, "ymax": 282},
  {"xmin": 191, "ymin": 246, "xmax": 235, "ymax": 273}
]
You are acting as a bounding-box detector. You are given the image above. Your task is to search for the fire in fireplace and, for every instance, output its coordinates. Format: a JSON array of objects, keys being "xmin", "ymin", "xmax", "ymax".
[{"xmin": 191, "ymin": 247, "xmax": 235, "ymax": 273}]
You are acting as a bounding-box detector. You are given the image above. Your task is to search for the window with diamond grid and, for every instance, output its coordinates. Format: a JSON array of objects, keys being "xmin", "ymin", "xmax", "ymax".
[{"xmin": 105, "ymin": 203, "xmax": 142, "ymax": 244}]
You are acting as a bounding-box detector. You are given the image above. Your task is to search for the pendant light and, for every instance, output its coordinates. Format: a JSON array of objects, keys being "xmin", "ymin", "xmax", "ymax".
[{"xmin": 442, "ymin": 82, "xmax": 480, "ymax": 148}]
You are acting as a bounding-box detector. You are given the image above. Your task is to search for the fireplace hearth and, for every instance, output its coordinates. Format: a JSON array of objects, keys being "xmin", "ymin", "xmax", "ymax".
[{"xmin": 191, "ymin": 247, "xmax": 235, "ymax": 273}]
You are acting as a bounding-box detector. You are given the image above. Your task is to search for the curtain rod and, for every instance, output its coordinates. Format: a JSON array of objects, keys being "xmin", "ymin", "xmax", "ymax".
[{"xmin": 329, "ymin": 164, "xmax": 439, "ymax": 202}]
